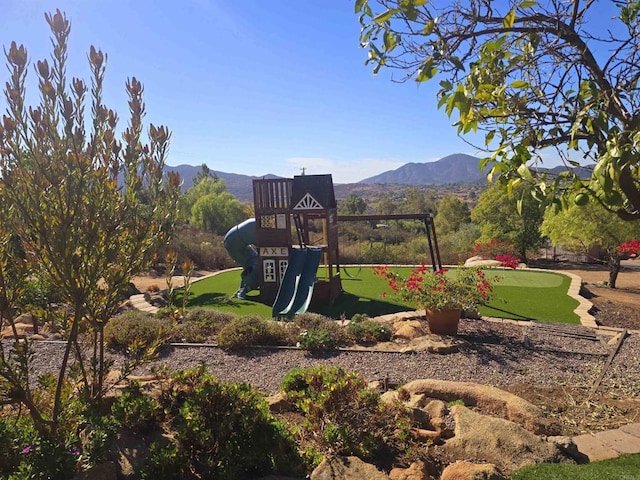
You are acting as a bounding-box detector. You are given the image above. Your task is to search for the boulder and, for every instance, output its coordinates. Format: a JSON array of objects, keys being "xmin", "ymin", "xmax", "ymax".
[
  {"xmin": 393, "ymin": 320, "xmax": 427, "ymax": 340},
  {"xmin": 464, "ymin": 257, "xmax": 501, "ymax": 268},
  {"xmin": 267, "ymin": 392, "xmax": 293, "ymax": 413},
  {"xmin": 311, "ymin": 456, "xmax": 390, "ymax": 480},
  {"xmin": 424, "ymin": 400, "xmax": 448, "ymax": 421},
  {"xmin": 399, "ymin": 336, "xmax": 462, "ymax": 354},
  {"xmin": 389, "ymin": 461, "xmax": 434, "ymax": 480},
  {"xmin": 444, "ymin": 406, "xmax": 566, "ymax": 474},
  {"xmin": 401, "ymin": 379, "xmax": 554, "ymax": 434},
  {"xmin": 440, "ymin": 461, "xmax": 506, "ymax": 480}
]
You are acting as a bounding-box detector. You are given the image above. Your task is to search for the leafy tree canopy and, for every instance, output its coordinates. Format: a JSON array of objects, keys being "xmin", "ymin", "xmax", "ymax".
[
  {"xmin": 357, "ymin": 0, "xmax": 640, "ymax": 220},
  {"xmin": 471, "ymin": 182, "xmax": 544, "ymax": 261},
  {"xmin": 541, "ymin": 202, "xmax": 640, "ymax": 286},
  {"xmin": 435, "ymin": 194, "xmax": 471, "ymax": 236}
]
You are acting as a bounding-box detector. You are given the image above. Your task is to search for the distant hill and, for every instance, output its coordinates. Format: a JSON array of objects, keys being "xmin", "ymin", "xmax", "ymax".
[
  {"xmin": 167, "ymin": 156, "xmax": 594, "ymax": 204},
  {"xmin": 358, "ymin": 153, "xmax": 488, "ymax": 185},
  {"xmin": 166, "ymin": 164, "xmax": 280, "ymax": 202}
]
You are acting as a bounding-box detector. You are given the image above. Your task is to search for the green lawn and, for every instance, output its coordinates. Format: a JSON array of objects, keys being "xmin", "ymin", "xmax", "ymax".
[
  {"xmin": 511, "ymin": 454, "xmax": 640, "ymax": 479},
  {"xmin": 181, "ymin": 267, "xmax": 580, "ymax": 324}
]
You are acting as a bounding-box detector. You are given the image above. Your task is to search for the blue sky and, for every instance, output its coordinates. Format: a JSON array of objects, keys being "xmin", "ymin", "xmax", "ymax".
[{"xmin": 3, "ymin": 1, "xmax": 502, "ymax": 183}]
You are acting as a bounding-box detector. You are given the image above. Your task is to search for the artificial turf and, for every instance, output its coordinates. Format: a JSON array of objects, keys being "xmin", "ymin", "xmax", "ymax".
[
  {"xmin": 511, "ymin": 454, "xmax": 640, "ymax": 479},
  {"xmin": 180, "ymin": 266, "xmax": 580, "ymax": 324}
]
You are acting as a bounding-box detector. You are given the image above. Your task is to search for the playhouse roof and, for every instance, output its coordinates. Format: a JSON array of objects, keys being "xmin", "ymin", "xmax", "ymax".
[{"xmin": 290, "ymin": 174, "xmax": 336, "ymax": 211}]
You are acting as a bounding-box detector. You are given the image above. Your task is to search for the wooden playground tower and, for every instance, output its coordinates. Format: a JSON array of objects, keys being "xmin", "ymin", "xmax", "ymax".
[
  {"xmin": 252, "ymin": 174, "xmax": 342, "ymax": 305},
  {"xmin": 252, "ymin": 173, "xmax": 442, "ymax": 308}
]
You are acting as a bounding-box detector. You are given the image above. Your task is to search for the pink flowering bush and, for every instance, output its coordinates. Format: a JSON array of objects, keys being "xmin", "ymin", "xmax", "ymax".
[{"xmin": 373, "ymin": 265, "xmax": 498, "ymax": 313}]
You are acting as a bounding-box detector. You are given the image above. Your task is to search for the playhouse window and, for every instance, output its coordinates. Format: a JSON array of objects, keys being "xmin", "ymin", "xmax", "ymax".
[
  {"xmin": 260, "ymin": 215, "xmax": 276, "ymax": 229},
  {"xmin": 263, "ymin": 259, "xmax": 276, "ymax": 282}
]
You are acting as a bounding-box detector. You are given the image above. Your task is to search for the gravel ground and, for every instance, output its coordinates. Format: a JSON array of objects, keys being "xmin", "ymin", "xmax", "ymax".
[{"xmin": 23, "ymin": 318, "xmax": 640, "ymax": 396}]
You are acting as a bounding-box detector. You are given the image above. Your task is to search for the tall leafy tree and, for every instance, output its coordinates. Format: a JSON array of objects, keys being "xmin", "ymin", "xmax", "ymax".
[
  {"xmin": 541, "ymin": 203, "xmax": 640, "ymax": 287},
  {"xmin": 435, "ymin": 194, "xmax": 471, "ymax": 236},
  {"xmin": 357, "ymin": 0, "xmax": 640, "ymax": 220},
  {"xmin": 341, "ymin": 193, "xmax": 368, "ymax": 214},
  {"xmin": 0, "ymin": 11, "xmax": 179, "ymax": 439},
  {"xmin": 471, "ymin": 182, "xmax": 544, "ymax": 262}
]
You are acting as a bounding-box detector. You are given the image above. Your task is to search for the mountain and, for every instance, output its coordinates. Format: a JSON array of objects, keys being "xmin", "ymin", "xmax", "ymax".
[
  {"xmin": 358, "ymin": 153, "xmax": 488, "ymax": 185},
  {"xmin": 166, "ymin": 164, "xmax": 280, "ymax": 202}
]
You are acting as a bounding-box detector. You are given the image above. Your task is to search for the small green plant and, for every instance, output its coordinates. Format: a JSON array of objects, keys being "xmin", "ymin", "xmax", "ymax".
[
  {"xmin": 297, "ymin": 328, "xmax": 337, "ymax": 352},
  {"xmin": 111, "ymin": 380, "xmax": 159, "ymax": 433},
  {"xmin": 172, "ymin": 308, "xmax": 235, "ymax": 343},
  {"xmin": 347, "ymin": 319, "xmax": 392, "ymax": 345},
  {"xmin": 217, "ymin": 315, "xmax": 288, "ymax": 350},
  {"xmin": 141, "ymin": 439, "xmax": 182, "ymax": 480},
  {"xmin": 447, "ymin": 399, "xmax": 465, "ymax": 407},
  {"xmin": 104, "ymin": 311, "xmax": 172, "ymax": 356}
]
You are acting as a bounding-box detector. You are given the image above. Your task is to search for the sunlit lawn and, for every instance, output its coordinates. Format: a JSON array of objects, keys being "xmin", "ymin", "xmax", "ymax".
[{"xmin": 181, "ymin": 266, "xmax": 580, "ymax": 324}]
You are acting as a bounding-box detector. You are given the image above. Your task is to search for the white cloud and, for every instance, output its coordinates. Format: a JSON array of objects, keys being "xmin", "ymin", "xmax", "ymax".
[{"xmin": 284, "ymin": 157, "xmax": 406, "ymax": 184}]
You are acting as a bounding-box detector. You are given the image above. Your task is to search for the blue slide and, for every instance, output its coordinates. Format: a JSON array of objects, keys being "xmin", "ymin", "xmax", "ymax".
[
  {"xmin": 223, "ymin": 218, "xmax": 258, "ymax": 299},
  {"xmin": 272, "ymin": 247, "xmax": 323, "ymax": 318}
]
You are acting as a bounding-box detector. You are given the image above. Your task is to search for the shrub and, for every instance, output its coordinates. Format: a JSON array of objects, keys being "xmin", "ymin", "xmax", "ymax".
[
  {"xmin": 294, "ymin": 313, "xmax": 350, "ymax": 346},
  {"xmin": 347, "ymin": 320, "xmax": 392, "ymax": 345},
  {"xmin": 297, "ymin": 328, "xmax": 337, "ymax": 352},
  {"xmin": 111, "ymin": 381, "xmax": 159, "ymax": 433},
  {"xmin": 104, "ymin": 311, "xmax": 172, "ymax": 355},
  {"xmin": 216, "ymin": 315, "xmax": 288, "ymax": 350},
  {"xmin": 151, "ymin": 366, "xmax": 304, "ymax": 479},
  {"xmin": 280, "ymin": 366, "xmax": 419, "ymax": 468},
  {"xmin": 172, "ymin": 308, "xmax": 236, "ymax": 343}
]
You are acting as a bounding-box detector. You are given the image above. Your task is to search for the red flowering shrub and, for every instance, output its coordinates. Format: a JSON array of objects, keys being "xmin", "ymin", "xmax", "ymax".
[
  {"xmin": 617, "ymin": 240, "xmax": 640, "ymax": 258},
  {"xmin": 473, "ymin": 240, "xmax": 521, "ymax": 268},
  {"xmin": 373, "ymin": 265, "xmax": 498, "ymax": 312}
]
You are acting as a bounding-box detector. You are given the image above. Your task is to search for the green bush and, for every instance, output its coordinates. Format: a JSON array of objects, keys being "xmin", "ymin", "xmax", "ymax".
[
  {"xmin": 111, "ymin": 381, "xmax": 160, "ymax": 433},
  {"xmin": 281, "ymin": 366, "xmax": 422, "ymax": 468},
  {"xmin": 347, "ymin": 319, "xmax": 392, "ymax": 345},
  {"xmin": 149, "ymin": 366, "xmax": 304, "ymax": 479},
  {"xmin": 104, "ymin": 311, "xmax": 172, "ymax": 355},
  {"xmin": 217, "ymin": 315, "xmax": 288, "ymax": 350},
  {"xmin": 297, "ymin": 328, "xmax": 337, "ymax": 352},
  {"xmin": 294, "ymin": 313, "xmax": 350, "ymax": 345},
  {"xmin": 172, "ymin": 308, "xmax": 235, "ymax": 343}
]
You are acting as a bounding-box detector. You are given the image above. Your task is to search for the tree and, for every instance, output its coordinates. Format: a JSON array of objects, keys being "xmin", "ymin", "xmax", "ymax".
[
  {"xmin": 190, "ymin": 191, "xmax": 247, "ymax": 234},
  {"xmin": 179, "ymin": 175, "xmax": 228, "ymax": 222},
  {"xmin": 435, "ymin": 194, "xmax": 471, "ymax": 236},
  {"xmin": 357, "ymin": 0, "xmax": 640, "ymax": 220},
  {"xmin": 541, "ymin": 203, "xmax": 640, "ymax": 287},
  {"xmin": 342, "ymin": 193, "xmax": 368, "ymax": 214},
  {"xmin": 471, "ymin": 182, "xmax": 544, "ymax": 262},
  {"xmin": 0, "ymin": 10, "xmax": 179, "ymax": 441}
]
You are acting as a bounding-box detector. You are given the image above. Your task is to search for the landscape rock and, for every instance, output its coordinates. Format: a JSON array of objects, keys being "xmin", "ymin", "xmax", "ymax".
[
  {"xmin": 464, "ymin": 256, "xmax": 501, "ymax": 268},
  {"xmin": 267, "ymin": 392, "xmax": 292, "ymax": 413},
  {"xmin": 399, "ymin": 336, "xmax": 462, "ymax": 354},
  {"xmin": 311, "ymin": 456, "xmax": 390, "ymax": 480},
  {"xmin": 393, "ymin": 321, "xmax": 427, "ymax": 340},
  {"xmin": 401, "ymin": 379, "xmax": 554, "ymax": 434},
  {"xmin": 424, "ymin": 400, "xmax": 448, "ymax": 421},
  {"xmin": 547, "ymin": 435, "xmax": 587, "ymax": 463},
  {"xmin": 389, "ymin": 461, "xmax": 434, "ymax": 480},
  {"xmin": 440, "ymin": 461, "xmax": 506, "ymax": 480},
  {"xmin": 380, "ymin": 390, "xmax": 400, "ymax": 405},
  {"xmin": 444, "ymin": 405, "xmax": 566, "ymax": 473}
]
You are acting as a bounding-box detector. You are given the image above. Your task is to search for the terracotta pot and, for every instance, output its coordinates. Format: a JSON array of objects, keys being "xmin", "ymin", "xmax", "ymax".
[{"xmin": 425, "ymin": 308, "xmax": 461, "ymax": 335}]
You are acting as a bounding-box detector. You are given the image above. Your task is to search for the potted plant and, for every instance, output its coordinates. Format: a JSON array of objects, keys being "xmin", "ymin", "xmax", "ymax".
[{"xmin": 373, "ymin": 265, "xmax": 498, "ymax": 335}]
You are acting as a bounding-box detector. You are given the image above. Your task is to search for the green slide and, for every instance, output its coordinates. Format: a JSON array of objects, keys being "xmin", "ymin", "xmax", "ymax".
[{"xmin": 272, "ymin": 247, "xmax": 322, "ymax": 318}]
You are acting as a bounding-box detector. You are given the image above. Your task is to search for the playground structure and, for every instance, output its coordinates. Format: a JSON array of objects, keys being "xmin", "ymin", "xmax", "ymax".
[{"xmin": 223, "ymin": 173, "xmax": 441, "ymax": 316}]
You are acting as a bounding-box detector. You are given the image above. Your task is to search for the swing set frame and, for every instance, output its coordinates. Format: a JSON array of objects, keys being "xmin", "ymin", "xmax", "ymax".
[{"xmin": 336, "ymin": 213, "xmax": 443, "ymax": 271}]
